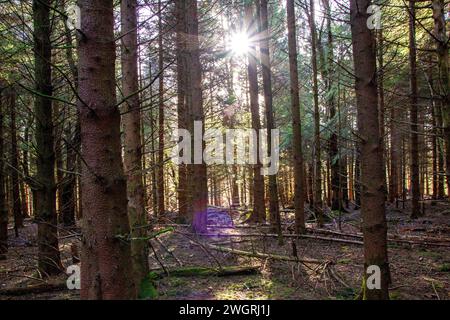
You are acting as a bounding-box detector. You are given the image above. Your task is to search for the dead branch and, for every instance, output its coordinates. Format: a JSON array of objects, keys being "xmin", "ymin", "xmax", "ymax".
[{"xmin": 206, "ymin": 244, "xmax": 329, "ymax": 265}]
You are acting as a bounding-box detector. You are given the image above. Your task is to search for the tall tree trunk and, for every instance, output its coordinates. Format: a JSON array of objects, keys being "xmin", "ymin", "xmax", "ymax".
[
  {"xmin": 350, "ymin": 0, "xmax": 390, "ymax": 300},
  {"xmin": 377, "ymin": 30, "xmax": 387, "ymax": 200},
  {"xmin": 175, "ymin": 0, "xmax": 188, "ymax": 222},
  {"xmin": 308, "ymin": 0, "xmax": 323, "ymax": 226},
  {"xmin": 157, "ymin": 0, "xmax": 166, "ymax": 218},
  {"xmin": 185, "ymin": 0, "xmax": 208, "ymax": 233},
  {"xmin": 431, "ymin": 102, "xmax": 438, "ymax": 201},
  {"xmin": 61, "ymin": 124, "xmax": 76, "ymax": 226},
  {"xmin": 307, "ymin": 162, "xmax": 314, "ymax": 207},
  {"xmin": 33, "ymin": 0, "xmax": 62, "ymax": 276},
  {"xmin": 259, "ymin": 0, "xmax": 281, "ymax": 236},
  {"xmin": 389, "ymin": 102, "xmax": 401, "ymax": 203},
  {"xmin": 54, "ymin": 104, "xmax": 63, "ymax": 222},
  {"xmin": 22, "ymin": 115, "xmax": 32, "ymax": 217},
  {"xmin": 246, "ymin": 3, "xmax": 266, "ymax": 224},
  {"xmin": 61, "ymin": 0, "xmax": 81, "ymax": 222},
  {"xmin": 321, "ymin": 0, "xmax": 339, "ymax": 211},
  {"xmin": 408, "ymin": 1, "xmax": 421, "ymax": 219},
  {"xmin": 232, "ymin": 165, "xmax": 240, "ymax": 209},
  {"xmin": 286, "ymin": 0, "xmax": 305, "ymax": 234},
  {"xmin": 121, "ymin": 0, "xmax": 149, "ymax": 293},
  {"xmin": 432, "ymin": 0, "xmax": 449, "ymax": 199},
  {"xmin": 0, "ymin": 88, "xmax": 7, "ymax": 259},
  {"xmin": 7, "ymin": 88, "xmax": 23, "ymax": 235},
  {"xmin": 79, "ymin": 0, "xmax": 135, "ymax": 299},
  {"xmin": 426, "ymin": 54, "xmax": 438, "ymax": 202}
]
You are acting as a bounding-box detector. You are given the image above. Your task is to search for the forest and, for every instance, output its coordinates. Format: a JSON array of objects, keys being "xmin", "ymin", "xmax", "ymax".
[{"xmin": 0, "ymin": 0, "xmax": 448, "ymax": 301}]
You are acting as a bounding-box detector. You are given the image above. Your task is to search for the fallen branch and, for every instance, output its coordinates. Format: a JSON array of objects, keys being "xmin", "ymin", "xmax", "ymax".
[
  {"xmin": 149, "ymin": 266, "xmax": 259, "ymax": 279},
  {"xmin": 180, "ymin": 231, "xmax": 364, "ymax": 246},
  {"xmin": 207, "ymin": 244, "xmax": 328, "ymax": 265},
  {"xmin": 153, "ymin": 238, "xmax": 184, "ymax": 267},
  {"xmin": 0, "ymin": 282, "xmax": 67, "ymax": 296},
  {"xmin": 309, "ymin": 228, "xmax": 450, "ymax": 244}
]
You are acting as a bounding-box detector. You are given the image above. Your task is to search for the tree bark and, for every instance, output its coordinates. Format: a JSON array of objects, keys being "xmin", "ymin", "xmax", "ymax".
[
  {"xmin": 7, "ymin": 88, "xmax": 23, "ymax": 235},
  {"xmin": 157, "ymin": 0, "xmax": 166, "ymax": 218},
  {"xmin": 259, "ymin": 0, "xmax": 281, "ymax": 236},
  {"xmin": 350, "ymin": 0, "xmax": 390, "ymax": 300},
  {"xmin": 308, "ymin": 0, "xmax": 323, "ymax": 226},
  {"xmin": 185, "ymin": 0, "xmax": 208, "ymax": 233},
  {"xmin": 61, "ymin": 123, "xmax": 76, "ymax": 227},
  {"xmin": 408, "ymin": 1, "xmax": 422, "ymax": 219},
  {"xmin": 175, "ymin": 0, "xmax": 188, "ymax": 222},
  {"xmin": 60, "ymin": 0, "xmax": 81, "ymax": 222},
  {"xmin": 432, "ymin": 0, "xmax": 449, "ymax": 200},
  {"xmin": 286, "ymin": 0, "xmax": 305, "ymax": 234},
  {"xmin": 321, "ymin": 0, "xmax": 340, "ymax": 211},
  {"xmin": 377, "ymin": 30, "xmax": 387, "ymax": 202},
  {"xmin": 245, "ymin": 3, "xmax": 266, "ymax": 224},
  {"xmin": 0, "ymin": 88, "xmax": 7, "ymax": 259},
  {"xmin": 389, "ymin": 100, "xmax": 401, "ymax": 203},
  {"xmin": 120, "ymin": 0, "xmax": 149, "ymax": 293},
  {"xmin": 79, "ymin": 0, "xmax": 135, "ymax": 299},
  {"xmin": 33, "ymin": 0, "xmax": 62, "ymax": 276}
]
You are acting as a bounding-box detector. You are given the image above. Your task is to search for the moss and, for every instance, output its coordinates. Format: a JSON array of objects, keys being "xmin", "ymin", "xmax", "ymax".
[
  {"xmin": 419, "ymin": 250, "xmax": 442, "ymax": 259},
  {"xmin": 438, "ymin": 263, "xmax": 450, "ymax": 272},
  {"xmin": 138, "ymin": 275, "xmax": 158, "ymax": 300},
  {"xmin": 269, "ymin": 282, "xmax": 296, "ymax": 299},
  {"xmin": 338, "ymin": 258, "xmax": 352, "ymax": 265},
  {"xmin": 389, "ymin": 291, "xmax": 401, "ymax": 300},
  {"xmin": 168, "ymin": 277, "xmax": 188, "ymax": 287},
  {"xmin": 335, "ymin": 287, "xmax": 357, "ymax": 300}
]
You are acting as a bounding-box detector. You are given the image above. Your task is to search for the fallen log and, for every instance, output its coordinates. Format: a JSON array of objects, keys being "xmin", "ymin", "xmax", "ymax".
[
  {"xmin": 207, "ymin": 244, "xmax": 328, "ymax": 265},
  {"xmin": 160, "ymin": 225, "xmax": 450, "ymax": 247},
  {"xmin": 307, "ymin": 228, "xmax": 450, "ymax": 247},
  {"xmin": 149, "ymin": 266, "xmax": 260, "ymax": 279},
  {"xmin": 180, "ymin": 231, "xmax": 364, "ymax": 246},
  {"xmin": 0, "ymin": 282, "xmax": 68, "ymax": 296}
]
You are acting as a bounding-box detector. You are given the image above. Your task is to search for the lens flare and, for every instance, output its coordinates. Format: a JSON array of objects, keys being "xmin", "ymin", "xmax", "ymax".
[{"xmin": 230, "ymin": 32, "xmax": 250, "ymax": 56}]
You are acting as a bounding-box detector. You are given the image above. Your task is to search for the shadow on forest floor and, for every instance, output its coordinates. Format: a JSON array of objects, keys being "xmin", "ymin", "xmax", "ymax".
[{"xmin": 0, "ymin": 201, "xmax": 449, "ymax": 300}]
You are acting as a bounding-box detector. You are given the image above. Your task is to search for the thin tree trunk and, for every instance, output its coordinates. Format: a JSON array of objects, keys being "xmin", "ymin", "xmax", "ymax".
[
  {"xmin": 308, "ymin": 0, "xmax": 323, "ymax": 226},
  {"xmin": 0, "ymin": 88, "xmax": 7, "ymax": 259},
  {"xmin": 408, "ymin": 1, "xmax": 421, "ymax": 219},
  {"xmin": 321, "ymin": 0, "xmax": 339, "ymax": 211},
  {"xmin": 61, "ymin": 124, "xmax": 76, "ymax": 226},
  {"xmin": 377, "ymin": 30, "xmax": 387, "ymax": 200},
  {"xmin": 79, "ymin": 0, "xmax": 135, "ymax": 299},
  {"xmin": 175, "ymin": 0, "xmax": 188, "ymax": 223},
  {"xmin": 432, "ymin": 102, "xmax": 438, "ymax": 201},
  {"xmin": 54, "ymin": 104, "xmax": 63, "ymax": 222},
  {"xmin": 121, "ymin": 0, "xmax": 149, "ymax": 293},
  {"xmin": 60, "ymin": 0, "xmax": 80, "ymax": 223},
  {"xmin": 286, "ymin": 0, "xmax": 305, "ymax": 234},
  {"xmin": 245, "ymin": 3, "xmax": 266, "ymax": 224},
  {"xmin": 259, "ymin": 0, "xmax": 281, "ymax": 237},
  {"xmin": 350, "ymin": 0, "xmax": 390, "ymax": 300},
  {"xmin": 22, "ymin": 115, "xmax": 32, "ymax": 217},
  {"xmin": 389, "ymin": 101, "xmax": 401, "ymax": 203},
  {"xmin": 7, "ymin": 88, "xmax": 23, "ymax": 235},
  {"xmin": 157, "ymin": 0, "xmax": 166, "ymax": 218}
]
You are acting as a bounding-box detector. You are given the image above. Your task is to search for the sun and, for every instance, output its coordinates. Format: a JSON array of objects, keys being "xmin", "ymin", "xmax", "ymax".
[{"xmin": 230, "ymin": 32, "xmax": 250, "ymax": 56}]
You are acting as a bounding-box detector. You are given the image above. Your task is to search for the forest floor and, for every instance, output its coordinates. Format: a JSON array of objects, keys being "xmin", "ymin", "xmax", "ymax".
[{"xmin": 0, "ymin": 201, "xmax": 449, "ymax": 300}]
